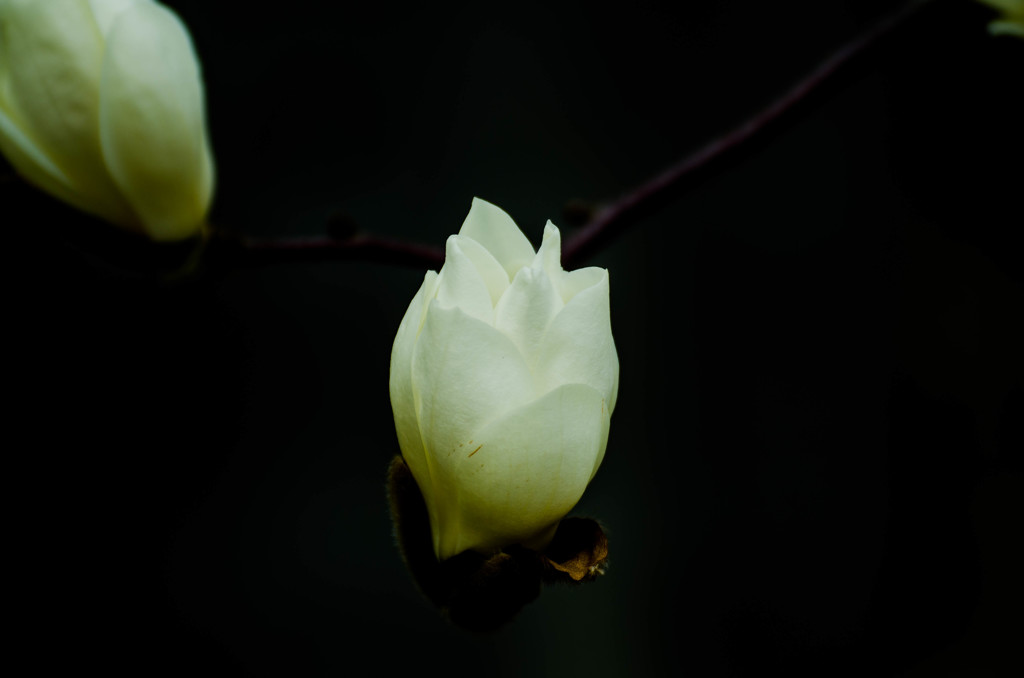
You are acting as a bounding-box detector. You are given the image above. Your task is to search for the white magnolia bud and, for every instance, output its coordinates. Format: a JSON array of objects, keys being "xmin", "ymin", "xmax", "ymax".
[
  {"xmin": 0, "ymin": 0, "xmax": 214, "ymax": 240},
  {"xmin": 390, "ymin": 198, "xmax": 619, "ymax": 561}
]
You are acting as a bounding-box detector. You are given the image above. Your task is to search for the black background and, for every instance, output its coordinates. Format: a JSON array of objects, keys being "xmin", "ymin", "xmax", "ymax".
[{"xmin": 7, "ymin": 0, "xmax": 1022, "ymax": 675}]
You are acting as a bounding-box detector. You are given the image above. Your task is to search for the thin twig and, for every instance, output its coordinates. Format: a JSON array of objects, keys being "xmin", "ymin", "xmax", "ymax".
[
  {"xmin": 236, "ymin": 0, "xmax": 932, "ymax": 270},
  {"xmin": 561, "ymin": 0, "xmax": 934, "ymax": 268}
]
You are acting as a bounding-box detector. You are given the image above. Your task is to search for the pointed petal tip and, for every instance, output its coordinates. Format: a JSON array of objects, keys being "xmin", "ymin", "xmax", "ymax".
[
  {"xmin": 541, "ymin": 221, "xmax": 562, "ymax": 247},
  {"xmin": 459, "ymin": 197, "xmax": 536, "ymax": 277},
  {"xmin": 462, "ymin": 197, "xmax": 517, "ymax": 233}
]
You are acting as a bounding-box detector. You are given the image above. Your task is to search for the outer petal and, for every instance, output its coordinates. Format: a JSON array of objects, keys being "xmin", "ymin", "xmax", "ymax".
[
  {"xmin": 0, "ymin": 4, "xmax": 69, "ymax": 200},
  {"xmin": 412, "ymin": 301, "xmax": 536, "ymax": 458},
  {"xmin": 531, "ymin": 221, "xmax": 563, "ymax": 282},
  {"xmin": 389, "ymin": 271, "xmax": 439, "ymax": 524},
  {"xmin": 458, "ymin": 198, "xmax": 536, "ymax": 278},
  {"xmin": 0, "ymin": 106, "xmax": 82, "ymax": 209},
  {"xmin": 99, "ymin": 1, "xmax": 214, "ymax": 240},
  {"xmin": 530, "ymin": 221, "xmax": 606, "ymax": 304},
  {"xmin": 411, "ymin": 301, "xmax": 536, "ymax": 556},
  {"xmin": 432, "ymin": 383, "xmax": 610, "ymax": 559},
  {"xmin": 0, "ymin": 0, "xmax": 135, "ymax": 226},
  {"xmin": 494, "ymin": 264, "xmax": 563, "ymax": 372},
  {"xmin": 534, "ymin": 270, "xmax": 619, "ymax": 413},
  {"xmin": 452, "ymin": 234, "xmax": 510, "ymax": 307},
  {"xmin": 86, "ymin": 0, "xmax": 142, "ymax": 35},
  {"xmin": 0, "ymin": 0, "xmax": 102, "ymax": 160},
  {"xmin": 435, "ymin": 235, "xmax": 495, "ymax": 325},
  {"xmin": 560, "ymin": 266, "xmax": 606, "ymax": 304}
]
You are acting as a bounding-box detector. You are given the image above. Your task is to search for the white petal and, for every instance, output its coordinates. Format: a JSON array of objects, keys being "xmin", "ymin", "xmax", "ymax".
[
  {"xmin": 86, "ymin": 0, "xmax": 142, "ymax": 36},
  {"xmin": 0, "ymin": 105, "xmax": 80, "ymax": 206},
  {"xmin": 389, "ymin": 271, "xmax": 439, "ymax": 521},
  {"xmin": 451, "ymin": 234, "xmax": 510, "ymax": 307},
  {"xmin": 560, "ymin": 266, "xmax": 606, "ymax": 304},
  {"xmin": 531, "ymin": 220, "xmax": 563, "ymax": 281},
  {"xmin": 411, "ymin": 301, "xmax": 536, "ymax": 557},
  {"xmin": 99, "ymin": 1, "xmax": 214, "ymax": 240},
  {"xmin": 411, "ymin": 301, "xmax": 536, "ymax": 459},
  {"xmin": 494, "ymin": 265, "xmax": 563, "ymax": 371},
  {"xmin": 435, "ymin": 235, "xmax": 495, "ymax": 325},
  {"xmin": 431, "ymin": 383, "xmax": 610, "ymax": 559},
  {"xmin": 458, "ymin": 198, "xmax": 536, "ymax": 278},
  {"xmin": 530, "ymin": 221, "xmax": 603, "ymax": 304},
  {"xmin": 0, "ymin": 0, "xmax": 135, "ymax": 226},
  {"xmin": 535, "ymin": 270, "xmax": 619, "ymax": 413},
  {"xmin": 0, "ymin": 0, "xmax": 103, "ymax": 156}
]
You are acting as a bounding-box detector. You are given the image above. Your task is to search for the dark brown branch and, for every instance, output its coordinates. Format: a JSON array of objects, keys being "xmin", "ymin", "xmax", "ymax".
[
  {"xmin": 561, "ymin": 0, "xmax": 935, "ymax": 268},
  {"xmin": 237, "ymin": 2, "xmax": 932, "ymax": 270},
  {"xmin": 4, "ymin": 1, "xmax": 935, "ymax": 273}
]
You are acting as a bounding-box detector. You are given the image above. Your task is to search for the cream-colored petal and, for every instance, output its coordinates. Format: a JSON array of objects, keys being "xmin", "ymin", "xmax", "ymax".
[
  {"xmin": 99, "ymin": 1, "xmax": 213, "ymax": 240},
  {"xmin": 411, "ymin": 301, "xmax": 536, "ymax": 557},
  {"xmin": 86, "ymin": 0, "xmax": 142, "ymax": 35},
  {"xmin": 450, "ymin": 234, "xmax": 510, "ymax": 307},
  {"xmin": 0, "ymin": 0, "xmax": 136, "ymax": 226},
  {"xmin": 0, "ymin": 105, "xmax": 80, "ymax": 205},
  {"xmin": 432, "ymin": 383, "xmax": 610, "ymax": 559},
  {"xmin": 435, "ymin": 235, "xmax": 496, "ymax": 324},
  {"xmin": 531, "ymin": 220, "xmax": 564, "ymax": 281},
  {"xmin": 535, "ymin": 270, "xmax": 619, "ymax": 412},
  {"xmin": 560, "ymin": 266, "xmax": 607, "ymax": 304},
  {"xmin": 0, "ymin": 0, "xmax": 103, "ymax": 159},
  {"xmin": 530, "ymin": 221, "xmax": 603, "ymax": 304},
  {"xmin": 494, "ymin": 264, "xmax": 563, "ymax": 371},
  {"xmin": 389, "ymin": 271, "xmax": 440, "ymax": 521},
  {"xmin": 458, "ymin": 197, "xmax": 536, "ymax": 278},
  {"xmin": 411, "ymin": 301, "xmax": 536, "ymax": 460}
]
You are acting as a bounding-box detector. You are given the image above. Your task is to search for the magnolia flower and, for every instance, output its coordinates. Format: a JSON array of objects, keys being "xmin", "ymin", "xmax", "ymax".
[
  {"xmin": 977, "ymin": 0, "xmax": 1024, "ymax": 37},
  {"xmin": 0, "ymin": 0, "xmax": 214, "ymax": 241},
  {"xmin": 390, "ymin": 198, "xmax": 619, "ymax": 561}
]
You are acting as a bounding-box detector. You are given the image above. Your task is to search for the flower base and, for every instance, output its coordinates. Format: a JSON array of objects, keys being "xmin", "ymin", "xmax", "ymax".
[{"xmin": 386, "ymin": 455, "xmax": 609, "ymax": 631}]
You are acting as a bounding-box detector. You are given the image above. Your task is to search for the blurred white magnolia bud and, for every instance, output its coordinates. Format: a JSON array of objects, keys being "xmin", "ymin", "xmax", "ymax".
[
  {"xmin": 390, "ymin": 198, "xmax": 619, "ymax": 561},
  {"xmin": 0, "ymin": 0, "xmax": 214, "ymax": 240},
  {"xmin": 977, "ymin": 0, "xmax": 1024, "ymax": 37}
]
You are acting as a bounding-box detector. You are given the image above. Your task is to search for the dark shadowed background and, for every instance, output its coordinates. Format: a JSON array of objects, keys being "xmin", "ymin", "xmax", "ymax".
[{"xmin": 7, "ymin": 0, "xmax": 1022, "ymax": 675}]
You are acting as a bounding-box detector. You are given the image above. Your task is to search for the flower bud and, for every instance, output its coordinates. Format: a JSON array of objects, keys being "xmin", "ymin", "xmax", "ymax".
[
  {"xmin": 390, "ymin": 198, "xmax": 619, "ymax": 561},
  {"xmin": 978, "ymin": 0, "xmax": 1024, "ymax": 37},
  {"xmin": 0, "ymin": 0, "xmax": 214, "ymax": 240}
]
